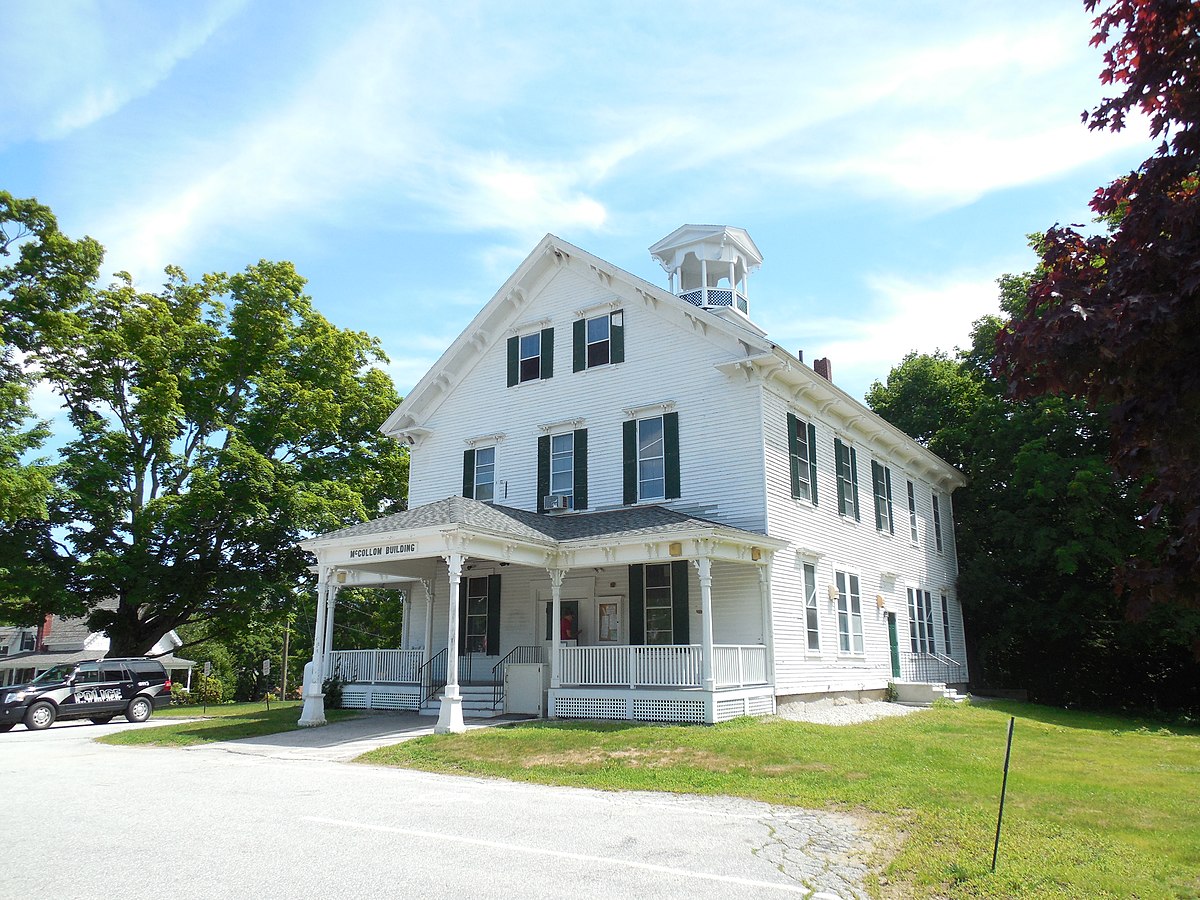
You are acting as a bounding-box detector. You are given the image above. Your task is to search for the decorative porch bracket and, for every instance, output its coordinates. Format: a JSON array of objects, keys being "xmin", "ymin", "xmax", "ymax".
[{"xmin": 435, "ymin": 551, "xmax": 466, "ymax": 734}]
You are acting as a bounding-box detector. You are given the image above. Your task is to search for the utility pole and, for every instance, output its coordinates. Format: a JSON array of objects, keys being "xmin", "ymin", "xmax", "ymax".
[{"xmin": 281, "ymin": 616, "xmax": 291, "ymax": 700}]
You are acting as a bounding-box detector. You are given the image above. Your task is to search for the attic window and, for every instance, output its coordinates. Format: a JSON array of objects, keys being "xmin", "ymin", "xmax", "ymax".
[{"xmin": 573, "ymin": 310, "xmax": 624, "ymax": 371}]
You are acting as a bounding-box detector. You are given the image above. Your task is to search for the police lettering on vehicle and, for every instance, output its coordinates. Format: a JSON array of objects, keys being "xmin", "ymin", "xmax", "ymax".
[{"xmin": 75, "ymin": 688, "xmax": 123, "ymax": 704}]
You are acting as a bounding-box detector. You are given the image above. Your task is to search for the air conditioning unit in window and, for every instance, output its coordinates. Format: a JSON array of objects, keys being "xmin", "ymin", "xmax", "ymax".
[{"xmin": 543, "ymin": 495, "xmax": 571, "ymax": 511}]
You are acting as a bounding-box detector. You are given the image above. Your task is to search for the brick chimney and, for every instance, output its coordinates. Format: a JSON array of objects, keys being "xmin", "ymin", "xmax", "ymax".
[
  {"xmin": 813, "ymin": 357, "xmax": 833, "ymax": 382},
  {"xmin": 36, "ymin": 613, "xmax": 53, "ymax": 651}
]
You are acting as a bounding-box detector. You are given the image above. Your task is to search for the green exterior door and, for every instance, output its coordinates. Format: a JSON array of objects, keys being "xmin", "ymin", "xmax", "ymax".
[{"xmin": 887, "ymin": 612, "xmax": 901, "ymax": 678}]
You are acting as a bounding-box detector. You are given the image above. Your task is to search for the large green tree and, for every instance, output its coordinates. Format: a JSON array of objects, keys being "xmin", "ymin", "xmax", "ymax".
[
  {"xmin": 868, "ymin": 278, "xmax": 1199, "ymax": 715},
  {"xmin": 0, "ymin": 192, "xmax": 100, "ymax": 623},
  {"xmin": 996, "ymin": 0, "xmax": 1200, "ymax": 618},
  {"xmin": 1, "ymin": 193, "xmax": 409, "ymax": 655}
]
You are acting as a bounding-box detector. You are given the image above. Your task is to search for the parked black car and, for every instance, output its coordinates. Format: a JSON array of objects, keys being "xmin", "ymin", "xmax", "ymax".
[{"xmin": 0, "ymin": 658, "xmax": 172, "ymax": 731}]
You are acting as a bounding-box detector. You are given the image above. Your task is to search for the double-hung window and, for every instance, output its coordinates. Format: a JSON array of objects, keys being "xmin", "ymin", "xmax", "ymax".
[
  {"xmin": 803, "ymin": 562, "xmax": 819, "ymax": 651},
  {"xmin": 835, "ymin": 570, "xmax": 864, "ymax": 654},
  {"xmin": 932, "ymin": 492, "xmax": 943, "ymax": 552},
  {"xmin": 622, "ymin": 412, "xmax": 680, "ymax": 504},
  {"xmin": 940, "ymin": 593, "xmax": 952, "ymax": 655},
  {"xmin": 573, "ymin": 310, "xmax": 624, "ymax": 371},
  {"xmin": 907, "ymin": 480, "xmax": 919, "ymax": 544},
  {"xmin": 459, "ymin": 574, "xmax": 500, "ymax": 656},
  {"xmin": 872, "ymin": 461, "xmax": 894, "ymax": 534},
  {"xmin": 462, "ymin": 446, "xmax": 496, "ymax": 501},
  {"xmin": 628, "ymin": 560, "xmax": 689, "ymax": 646},
  {"xmin": 787, "ymin": 413, "xmax": 818, "ymax": 503},
  {"xmin": 907, "ymin": 587, "xmax": 936, "ymax": 653},
  {"xmin": 537, "ymin": 429, "xmax": 589, "ymax": 511},
  {"xmin": 833, "ymin": 438, "xmax": 860, "ymax": 520},
  {"xmin": 506, "ymin": 327, "xmax": 554, "ymax": 386}
]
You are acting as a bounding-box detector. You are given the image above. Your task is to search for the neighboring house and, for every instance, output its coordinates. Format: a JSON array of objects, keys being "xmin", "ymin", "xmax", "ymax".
[
  {"xmin": 298, "ymin": 225, "xmax": 967, "ymax": 732},
  {"xmin": 0, "ymin": 599, "xmax": 195, "ymax": 687}
]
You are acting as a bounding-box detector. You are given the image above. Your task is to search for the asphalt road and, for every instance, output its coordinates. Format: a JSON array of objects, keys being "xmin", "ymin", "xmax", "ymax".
[{"xmin": 1, "ymin": 716, "xmax": 874, "ymax": 899}]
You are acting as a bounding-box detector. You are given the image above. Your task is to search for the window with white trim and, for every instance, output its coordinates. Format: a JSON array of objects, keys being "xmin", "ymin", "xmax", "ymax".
[
  {"xmin": 908, "ymin": 587, "xmax": 936, "ymax": 653},
  {"xmin": 834, "ymin": 438, "xmax": 860, "ymax": 520},
  {"xmin": 907, "ymin": 480, "xmax": 919, "ymax": 544},
  {"xmin": 550, "ymin": 432, "xmax": 573, "ymax": 498},
  {"xmin": 474, "ymin": 446, "xmax": 495, "ymax": 502},
  {"xmin": 464, "ymin": 576, "xmax": 489, "ymax": 654},
  {"xmin": 638, "ymin": 416, "xmax": 665, "ymax": 501},
  {"xmin": 574, "ymin": 310, "xmax": 624, "ymax": 371},
  {"xmin": 644, "ymin": 563, "xmax": 674, "ymax": 645},
  {"xmin": 872, "ymin": 461, "xmax": 894, "ymax": 534},
  {"xmin": 803, "ymin": 562, "xmax": 819, "ymax": 651},
  {"xmin": 940, "ymin": 593, "xmax": 952, "ymax": 655},
  {"xmin": 519, "ymin": 332, "xmax": 542, "ymax": 383},
  {"xmin": 835, "ymin": 570, "xmax": 864, "ymax": 654},
  {"xmin": 932, "ymin": 492, "xmax": 944, "ymax": 552}
]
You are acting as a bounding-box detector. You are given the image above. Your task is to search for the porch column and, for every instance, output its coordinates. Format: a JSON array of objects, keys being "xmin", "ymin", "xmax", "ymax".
[
  {"xmin": 421, "ymin": 578, "xmax": 434, "ymax": 665},
  {"xmin": 548, "ymin": 568, "xmax": 566, "ymax": 690},
  {"xmin": 400, "ymin": 589, "xmax": 412, "ymax": 651},
  {"xmin": 322, "ymin": 581, "xmax": 339, "ymax": 679},
  {"xmin": 299, "ymin": 568, "xmax": 331, "ymax": 727},
  {"xmin": 436, "ymin": 552, "xmax": 466, "ymax": 734},
  {"xmin": 694, "ymin": 555, "xmax": 716, "ymax": 692},
  {"xmin": 758, "ymin": 563, "xmax": 775, "ymax": 687}
]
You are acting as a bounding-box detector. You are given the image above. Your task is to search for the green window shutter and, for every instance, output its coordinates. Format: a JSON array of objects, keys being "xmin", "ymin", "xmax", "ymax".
[
  {"xmin": 884, "ymin": 467, "xmax": 894, "ymax": 534},
  {"xmin": 834, "ymin": 439, "xmax": 846, "ymax": 514},
  {"xmin": 787, "ymin": 412, "xmax": 802, "ymax": 498},
  {"xmin": 807, "ymin": 422, "xmax": 818, "ymax": 505},
  {"xmin": 573, "ymin": 428, "xmax": 588, "ymax": 510},
  {"xmin": 506, "ymin": 336, "xmax": 519, "ymax": 387},
  {"xmin": 462, "ymin": 449, "xmax": 476, "ymax": 499},
  {"xmin": 622, "ymin": 419, "xmax": 638, "ymax": 505},
  {"xmin": 663, "ymin": 411, "xmax": 680, "ymax": 499},
  {"xmin": 872, "ymin": 460, "xmax": 885, "ymax": 530},
  {"xmin": 628, "ymin": 565, "xmax": 645, "ymax": 645},
  {"xmin": 572, "ymin": 319, "xmax": 586, "ymax": 372},
  {"xmin": 850, "ymin": 446, "xmax": 860, "ymax": 521},
  {"xmin": 486, "ymin": 574, "xmax": 501, "ymax": 656},
  {"xmin": 540, "ymin": 327, "xmax": 554, "ymax": 379},
  {"xmin": 457, "ymin": 578, "xmax": 468, "ymax": 654},
  {"xmin": 610, "ymin": 312, "xmax": 625, "ymax": 364},
  {"xmin": 671, "ymin": 560, "xmax": 690, "ymax": 644},
  {"xmin": 537, "ymin": 435, "xmax": 550, "ymax": 513}
]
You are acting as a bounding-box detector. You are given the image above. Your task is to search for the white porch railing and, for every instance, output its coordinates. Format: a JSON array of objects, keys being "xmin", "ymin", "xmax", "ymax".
[
  {"xmin": 327, "ymin": 649, "xmax": 423, "ymax": 684},
  {"xmin": 558, "ymin": 644, "xmax": 768, "ymax": 689}
]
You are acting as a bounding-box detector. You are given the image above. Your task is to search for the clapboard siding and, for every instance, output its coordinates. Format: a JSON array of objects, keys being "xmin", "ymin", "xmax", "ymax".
[
  {"xmin": 408, "ymin": 265, "xmax": 766, "ymax": 532},
  {"xmin": 759, "ymin": 384, "xmax": 967, "ymax": 693}
]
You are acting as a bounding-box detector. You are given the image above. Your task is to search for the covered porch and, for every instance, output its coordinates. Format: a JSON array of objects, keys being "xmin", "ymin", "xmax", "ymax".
[{"xmin": 298, "ymin": 497, "xmax": 785, "ymax": 731}]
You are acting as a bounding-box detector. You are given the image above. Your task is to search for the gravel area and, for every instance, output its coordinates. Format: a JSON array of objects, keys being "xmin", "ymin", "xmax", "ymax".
[{"xmin": 775, "ymin": 697, "xmax": 923, "ymax": 726}]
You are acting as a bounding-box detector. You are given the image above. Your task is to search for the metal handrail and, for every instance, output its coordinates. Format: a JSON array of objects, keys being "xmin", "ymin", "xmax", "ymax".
[
  {"xmin": 491, "ymin": 645, "xmax": 545, "ymax": 709},
  {"xmin": 899, "ymin": 651, "xmax": 963, "ymax": 684},
  {"xmin": 418, "ymin": 648, "xmax": 447, "ymax": 705}
]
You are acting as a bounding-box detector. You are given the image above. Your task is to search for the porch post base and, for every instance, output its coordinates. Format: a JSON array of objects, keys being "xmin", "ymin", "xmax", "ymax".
[
  {"xmin": 702, "ymin": 678, "xmax": 716, "ymax": 692},
  {"xmin": 435, "ymin": 693, "xmax": 465, "ymax": 734},
  {"xmin": 298, "ymin": 661, "xmax": 326, "ymax": 727}
]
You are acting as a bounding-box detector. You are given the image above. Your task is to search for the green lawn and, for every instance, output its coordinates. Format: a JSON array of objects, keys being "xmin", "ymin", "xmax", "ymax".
[
  {"xmin": 98, "ymin": 704, "xmax": 357, "ymax": 747},
  {"xmin": 156, "ymin": 700, "xmax": 304, "ymax": 718},
  {"xmin": 359, "ymin": 701, "xmax": 1200, "ymax": 899}
]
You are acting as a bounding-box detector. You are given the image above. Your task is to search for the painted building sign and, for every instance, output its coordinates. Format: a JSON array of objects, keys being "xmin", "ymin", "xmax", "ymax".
[{"xmin": 348, "ymin": 542, "xmax": 417, "ymax": 560}]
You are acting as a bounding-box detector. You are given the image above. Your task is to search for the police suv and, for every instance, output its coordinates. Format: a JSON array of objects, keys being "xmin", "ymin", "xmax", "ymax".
[{"xmin": 0, "ymin": 658, "xmax": 172, "ymax": 732}]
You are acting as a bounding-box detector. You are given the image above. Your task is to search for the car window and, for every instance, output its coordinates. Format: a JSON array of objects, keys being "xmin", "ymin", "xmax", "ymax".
[
  {"xmin": 75, "ymin": 664, "xmax": 101, "ymax": 685},
  {"xmin": 99, "ymin": 664, "xmax": 128, "ymax": 682}
]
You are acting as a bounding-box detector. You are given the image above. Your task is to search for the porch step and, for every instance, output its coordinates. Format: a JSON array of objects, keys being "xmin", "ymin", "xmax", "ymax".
[
  {"xmin": 419, "ymin": 683, "xmax": 504, "ymax": 718},
  {"xmin": 893, "ymin": 681, "xmax": 968, "ymax": 706}
]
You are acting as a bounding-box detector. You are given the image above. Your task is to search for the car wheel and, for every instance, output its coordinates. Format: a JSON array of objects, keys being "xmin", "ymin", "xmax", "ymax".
[
  {"xmin": 89, "ymin": 716, "xmax": 115, "ymax": 725},
  {"xmin": 0, "ymin": 723, "xmax": 14, "ymax": 733},
  {"xmin": 125, "ymin": 696, "xmax": 153, "ymax": 723},
  {"xmin": 24, "ymin": 701, "xmax": 56, "ymax": 731}
]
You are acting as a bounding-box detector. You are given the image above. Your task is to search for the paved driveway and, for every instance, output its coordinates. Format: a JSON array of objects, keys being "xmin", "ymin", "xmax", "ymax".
[{"xmin": 2, "ymin": 714, "xmax": 876, "ymax": 899}]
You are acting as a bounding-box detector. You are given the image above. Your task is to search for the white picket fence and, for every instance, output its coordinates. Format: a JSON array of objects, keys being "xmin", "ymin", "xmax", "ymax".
[{"xmin": 327, "ymin": 649, "xmax": 422, "ymax": 684}]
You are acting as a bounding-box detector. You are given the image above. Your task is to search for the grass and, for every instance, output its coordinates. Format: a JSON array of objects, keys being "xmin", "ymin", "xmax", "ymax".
[
  {"xmin": 358, "ymin": 701, "xmax": 1200, "ymax": 899},
  {"xmin": 97, "ymin": 703, "xmax": 356, "ymax": 747},
  {"xmin": 155, "ymin": 700, "xmax": 305, "ymax": 719}
]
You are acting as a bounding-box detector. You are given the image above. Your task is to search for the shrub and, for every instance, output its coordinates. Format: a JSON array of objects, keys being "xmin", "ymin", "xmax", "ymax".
[
  {"xmin": 192, "ymin": 673, "xmax": 226, "ymax": 705},
  {"xmin": 322, "ymin": 675, "xmax": 344, "ymax": 710},
  {"xmin": 170, "ymin": 683, "xmax": 192, "ymax": 705}
]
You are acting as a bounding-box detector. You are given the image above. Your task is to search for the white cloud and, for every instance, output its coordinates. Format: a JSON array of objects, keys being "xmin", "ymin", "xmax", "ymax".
[{"xmin": 0, "ymin": 1, "xmax": 245, "ymax": 145}]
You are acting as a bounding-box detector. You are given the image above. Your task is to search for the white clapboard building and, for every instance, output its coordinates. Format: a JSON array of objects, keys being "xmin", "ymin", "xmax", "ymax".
[{"xmin": 298, "ymin": 225, "xmax": 967, "ymax": 732}]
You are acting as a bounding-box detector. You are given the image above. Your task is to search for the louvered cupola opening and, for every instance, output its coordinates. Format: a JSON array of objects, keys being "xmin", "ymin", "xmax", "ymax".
[{"xmin": 648, "ymin": 225, "xmax": 763, "ymax": 322}]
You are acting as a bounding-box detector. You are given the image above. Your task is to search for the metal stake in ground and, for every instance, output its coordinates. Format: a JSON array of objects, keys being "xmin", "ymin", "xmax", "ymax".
[{"xmin": 992, "ymin": 716, "xmax": 1015, "ymax": 872}]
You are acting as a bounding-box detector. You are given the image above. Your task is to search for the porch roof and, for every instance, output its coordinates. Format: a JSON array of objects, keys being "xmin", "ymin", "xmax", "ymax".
[{"xmin": 301, "ymin": 496, "xmax": 786, "ymax": 570}]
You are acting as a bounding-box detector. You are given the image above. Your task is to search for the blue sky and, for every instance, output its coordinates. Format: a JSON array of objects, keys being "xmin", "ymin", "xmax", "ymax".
[{"xmin": 2, "ymin": 1, "xmax": 1153, "ymax": 408}]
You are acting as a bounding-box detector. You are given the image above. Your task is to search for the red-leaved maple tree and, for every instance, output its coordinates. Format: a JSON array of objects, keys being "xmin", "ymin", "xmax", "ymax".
[{"xmin": 995, "ymin": 0, "xmax": 1200, "ymax": 624}]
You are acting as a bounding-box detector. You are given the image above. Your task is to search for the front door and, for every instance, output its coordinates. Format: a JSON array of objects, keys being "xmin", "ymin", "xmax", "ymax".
[
  {"xmin": 887, "ymin": 612, "xmax": 901, "ymax": 678},
  {"xmin": 542, "ymin": 599, "xmax": 581, "ymax": 648}
]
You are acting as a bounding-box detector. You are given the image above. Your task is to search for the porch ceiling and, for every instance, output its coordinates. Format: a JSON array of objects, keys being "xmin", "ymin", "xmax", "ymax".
[{"xmin": 301, "ymin": 496, "xmax": 785, "ymax": 574}]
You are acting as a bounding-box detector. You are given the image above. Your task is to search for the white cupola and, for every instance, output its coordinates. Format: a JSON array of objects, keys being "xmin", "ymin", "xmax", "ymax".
[{"xmin": 648, "ymin": 225, "xmax": 763, "ymax": 322}]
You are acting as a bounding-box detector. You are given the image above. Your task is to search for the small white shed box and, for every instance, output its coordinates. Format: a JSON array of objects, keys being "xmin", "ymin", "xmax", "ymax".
[{"xmin": 504, "ymin": 663, "xmax": 548, "ymax": 716}]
